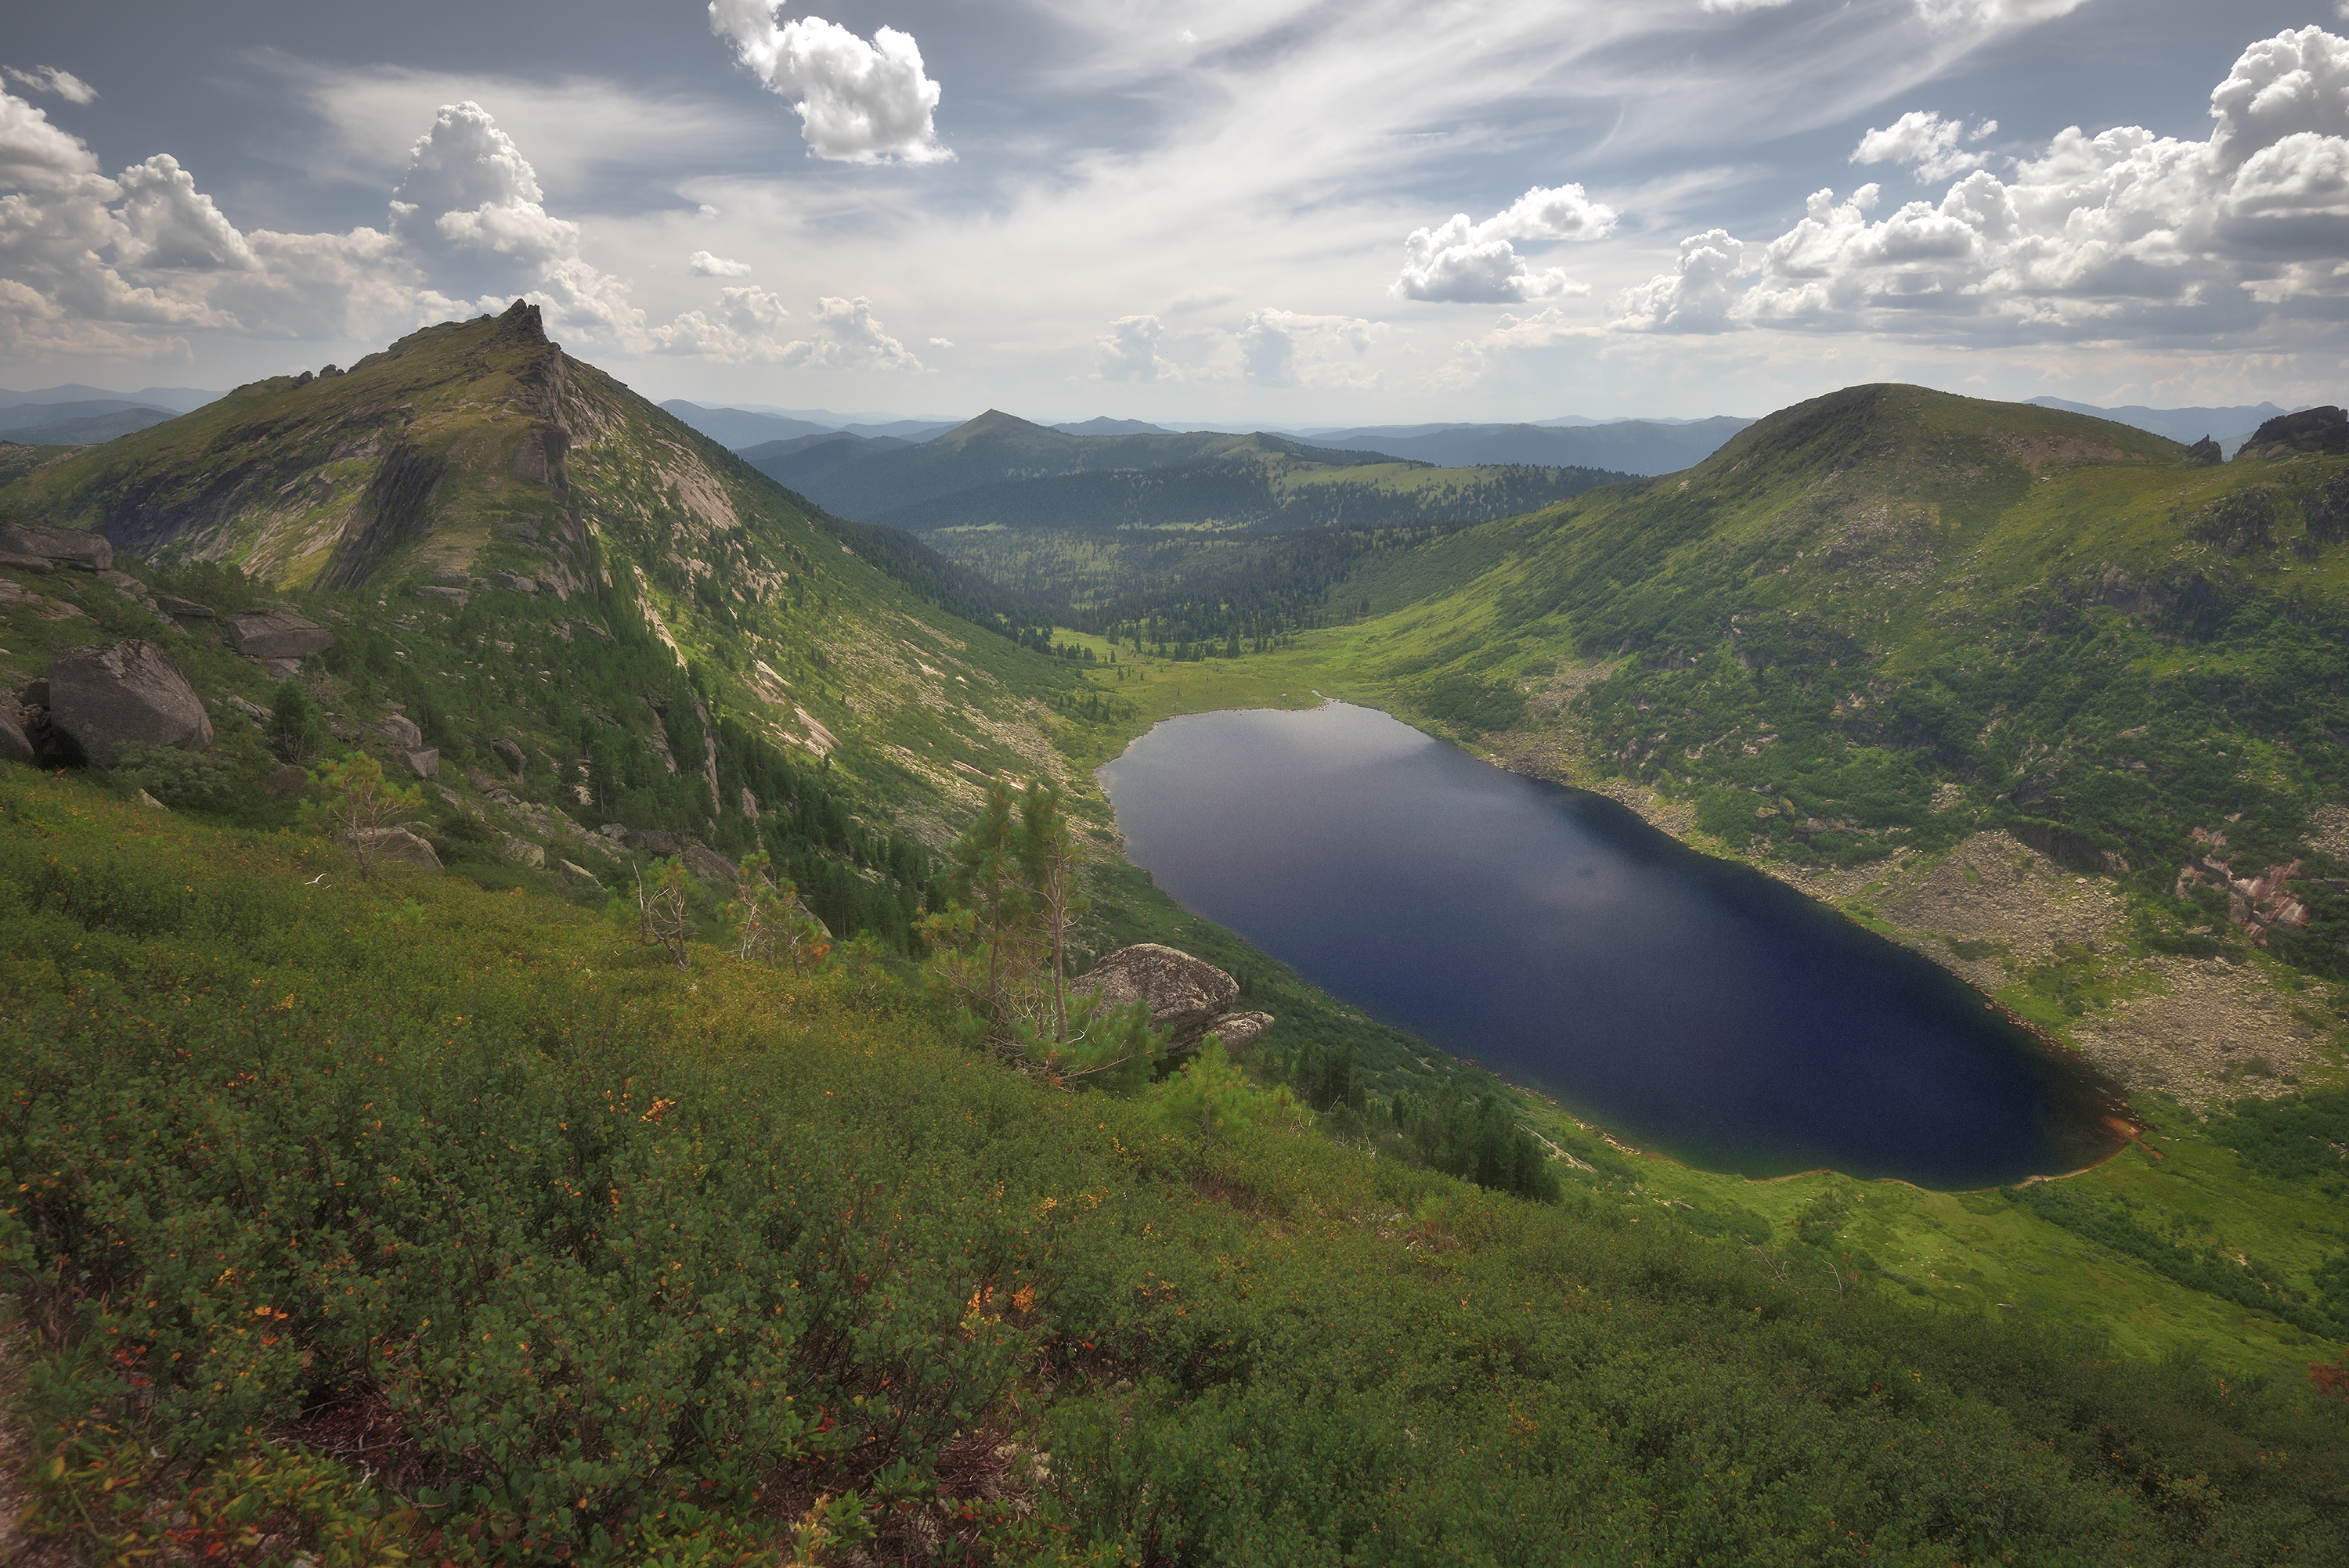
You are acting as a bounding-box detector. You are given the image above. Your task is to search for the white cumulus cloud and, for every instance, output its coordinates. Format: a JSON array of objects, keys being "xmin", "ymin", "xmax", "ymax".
[
  {"xmin": 1616, "ymin": 26, "xmax": 2349, "ymax": 340},
  {"xmin": 1097, "ymin": 313, "xmax": 1172, "ymax": 382},
  {"xmin": 1850, "ymin": 110, "xmax": 1997, "ymax": 181},
  {"xmin": 1238, "ymin": 308, "xmax": 1385, "ymax": 388},
  {"xmin": 707, "ymin": 2, "xmax": 951, "ymax": 165},
  {"xmin": 688, "ymin": 249, "xmax": 752, "ymax": 276},
  {"xmin": 1612, "ymin": 229, "xmax": 1752, "ymax": 333},
  {"xmin": 1392, "ymin": 182, "xmax": 1616, "ymax": 303},
  {"xmin": 651, "ymin": 284, "xmax": 796, "ymax": 361},
  {"xmin": 5, "ymin": 66, "xmax": 97, "ymax": 104}
]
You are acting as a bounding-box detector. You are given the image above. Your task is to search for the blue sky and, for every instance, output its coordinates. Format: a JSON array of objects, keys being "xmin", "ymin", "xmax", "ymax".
[{"xmin": 2, "ymin": 2, "xmax": 2342, "ymax": 422}]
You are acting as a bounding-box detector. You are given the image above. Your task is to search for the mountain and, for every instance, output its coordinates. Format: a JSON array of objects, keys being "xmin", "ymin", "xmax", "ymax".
[
  {"xmin": 0, "ymin": 383, "xmax": 222, "ymax": 413},
  {"xmin": 0, "ymin": 404, "xmax": 179, "ymax": 445},
  {"xmin": 1052, "ymin": 416, "xmax": 1169, "ymax": 435},
  {"xmin": 658, "ymin": 398, "xmax": 836, "ymax": 449},
  {"xmin": 738, "ymin": 409, "xmax": 1337, "ymax": 517},
  {"xmin": 2028, "ymin": 395, "xmax": 2289, "ymax": 450},
  {"xmin": 1279, "ymin": 416, "xmax": 1754, "ymax": 474}
]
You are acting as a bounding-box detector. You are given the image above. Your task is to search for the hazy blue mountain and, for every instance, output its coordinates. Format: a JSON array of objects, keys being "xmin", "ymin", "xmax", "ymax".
[
  {"xmin": 0, "ymin": 399, "xmax": 169, "ymax": 432},
  {"xmin": 0, "ymin": 384, "xmax": 220, "ymax": 413},
  {"xmin": 660, "ymin": 399, "xmax": 835, "ymax": 448},
  {"xmin": 0, "ymin": 406, "xmax": 179, "ymax": 445},
  {"xmin": 1052, "ymin": 417, "xmax": 1170, "ymax": 435},
  {"xmin": 2026, "ymin": 397, "xmax": 2288, "ymax": 449},
  {"xmin": 1278, "ymin": 417, "xmax": 1754, "ymax": 475},
  {"xmin": 742, "ymin": 409, "xmax": 1403, "ymax": 520}
]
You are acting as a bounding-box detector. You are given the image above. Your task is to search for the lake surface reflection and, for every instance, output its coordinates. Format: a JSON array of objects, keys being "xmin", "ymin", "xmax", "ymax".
[{"xmin": 1099, "ymin": 703, "xmax": 2121, "ymax": 1187}]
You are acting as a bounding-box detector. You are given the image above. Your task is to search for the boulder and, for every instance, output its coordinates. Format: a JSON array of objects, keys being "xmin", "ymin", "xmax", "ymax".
[
  {"xmin": 488, "ymin": 570, "xmax": 538, "ymax": 593},
  {"xmin": 0, "ymin": 553, "xmax": 52, "ymax": 575},
  {"xmin": 155, "ymin": 594, "xmax": 212, "ymax": 620},
  {"xmin": 46, "ymin": 640, "xmax": 213, "ymax": 766},
  {"xmin": 350, "ymin": 825, "xmax": 442, "ymax": 871},
  {"xmin": 224, "ymin": 608, "xmax": 334, "ymax": 660},
  {"xmin": 1206, "ymin": 1011, "xmax": 1276, "ymax": 1051},
  {"xmin": 403, "ymin": 748, "xmax": 439, "ymax": 779},
  {"xmin": 628, "ymin": 827, "xmax": 680, "ymax": 856},
  {"xmin": 0, "ymin": 521, "xmax": 111, "ymax": 571},
  {"xmin": 597, "ymin": 821, "xmax": 630, "ymax": 843},
  {"xmin": 2184, "ymin": 435, "xmax": 2223, "ymax": 467},
  {"xmin": 557, "ymin": 858, "xmax": 604, "ymax": 895},
  {"xmin": 502, "ymin": 835, "xmax": 547, "ymax": 869},
  {"xmin": 1070, "ymin": 943, "xmax": 1243, "ymax": 1050},
  {"xmin": 0, "ymin": 713, "xmax": 34, "ymax": 766},
  {"xmin": 2237, "ymin": 406, "xmax": 2349, "ymax": 460},
  {"xmin": 381, "ymin": 712, "xmax": 423, "ymax": 748},
  {"xmin": 490, "ymin": 737, "xmax": 526, "ymax": 777},
  {"xmin": 417, "ymin": 585, "xmax": 470, "ymax": 606},
  {"xmin": 682, "ymin": 842, "xmax": 738, "ymax": 890}
]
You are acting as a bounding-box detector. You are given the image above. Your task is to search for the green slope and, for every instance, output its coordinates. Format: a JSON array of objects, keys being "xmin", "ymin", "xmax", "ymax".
[{"xmin": 2, "ymin": 769, "xmax": 2344, "ymax": 1564}]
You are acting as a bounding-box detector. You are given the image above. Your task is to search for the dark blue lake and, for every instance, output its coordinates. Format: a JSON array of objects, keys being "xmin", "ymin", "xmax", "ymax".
[{"xmin": 1099, "ymin": 703, "xmax": 2123, "ymax": 1188}]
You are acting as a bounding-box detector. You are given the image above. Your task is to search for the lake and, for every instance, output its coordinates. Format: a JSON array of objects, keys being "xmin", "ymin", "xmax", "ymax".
[{"xmin": 1098, "ymin": 702, "xmax": 2123, "ymax": 1188}]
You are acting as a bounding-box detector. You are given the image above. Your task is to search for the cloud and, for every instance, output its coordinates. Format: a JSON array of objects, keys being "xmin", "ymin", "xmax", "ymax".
[
  {"xmin": 794, "ymin": 294, "xmax": 922, "ymax": 369},
  {"xmin": 928, "ymin": 337, "xmax": 953, "ymax": 348},
  {"xmin": 1238, "ymin": 308, "xmax": 1384, "ymax": 388},
  {"xmin": 1612, "ymin": 229, "xmax": 1751, "ymax": 333},
  {"xmin": 651, "ymin": 283, "xmax": 796, "ymax": 361},
  {"xmin": 688, "ymin": 249, "xmax": 752, "ymax": 276},
  {"xmin": 116, "ymin": 156, "xmax": 258, "ymax": 271},
  {"xmin": 1615, "ymin": 26, "xmax": 2349, "ymax": 339},
  {"xmin": 707, "ymin": 2, "xmax": 951, "ymax": 165},
  {"xmin": 1699, "ymin": 0, "xmax": 1798, "ymax": 10},
  {"xmin": 1392, "ymin": 183, "xmax": 1615, "ymax": 303},
  {"xmin": 5, "ymin": 66, "xmax": 96, "ymax": 104},
  {"xmin": 1097, "ymin": 313, "xmax": 1172, "ymax": 381},
  {"xmin": 1436, "ymin": 305, "xmax": 1593, "ymax": 387},
  {"xmin": 1850, "ymin": 110, "xmax": 1997, "ymax": 181},
  {"xmin": 1913, "ymin": 0, "xmax": 2091, "ymax": 28}
]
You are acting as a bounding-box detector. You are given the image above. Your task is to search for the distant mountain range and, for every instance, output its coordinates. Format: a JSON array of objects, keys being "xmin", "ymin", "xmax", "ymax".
[
  {"xmin": 659, "ymin": 400, "xmax": 958, "ymax": 449},
  {"xmin": 0, "ymin": 399, "xmax": 188, "ymax": 446},
  {"xmin": 0, "ymin": 384, "xmax": 222, "ymax": 413},
  {"xmin": 1264, "ymin": 418, "xmax": 1756, "ymax": 476},
  {"xmin": 2026, "ymin": 397, "xmax": 2289, "ymax": 456}
]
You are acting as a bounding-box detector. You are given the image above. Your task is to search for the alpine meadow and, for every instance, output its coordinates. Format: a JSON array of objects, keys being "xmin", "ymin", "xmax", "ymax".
[{"xmin": 6, "ymin": 5, "xmax": 2349, "ymax": 1565}]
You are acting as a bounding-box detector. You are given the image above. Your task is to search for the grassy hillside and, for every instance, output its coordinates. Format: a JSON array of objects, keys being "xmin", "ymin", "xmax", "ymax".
[{"xmin": 4, "ymin": 770, "xmax": 2345, "ymax": 1564}]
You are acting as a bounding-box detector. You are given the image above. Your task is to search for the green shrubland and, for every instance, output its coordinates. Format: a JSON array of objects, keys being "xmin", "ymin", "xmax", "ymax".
[{"xmin": 5, "ymin": 766, "xmax": 2349, "ymax": 1564}]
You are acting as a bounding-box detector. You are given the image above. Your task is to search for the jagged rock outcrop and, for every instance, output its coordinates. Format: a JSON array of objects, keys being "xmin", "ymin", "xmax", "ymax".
[
  {"xmin": 2235, "ymin": 405, "xmax": 2348, "ymax": 460},
  {"xmin": 0, "ymin": 520, "xmax": 111, "ymax": 571},
  {"xmin": 2183, "ymin": 435, "xmax": 2222, "ymax": 467},
  {"xmin": 2175, "ymin": 826, "xmax": 2309, "ymax": 946},
  {"xmin": 45, "ymin": 640, "xmax": 213, "ymax": 766},
  {"xmin": 1070, "ymin": 943, "xmax": 1272, "ymax": 1054},
  {"xmin": 682, "ymin": 842, "xmax": 737, "ymax": 890},
  {"xmin": 224, "ymin": 607, "xmax": 334, "ymax": 659}
]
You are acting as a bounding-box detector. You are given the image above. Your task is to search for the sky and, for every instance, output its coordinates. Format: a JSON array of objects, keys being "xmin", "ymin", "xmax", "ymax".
[{"xmin": 2, "ymin": 1, "xmax": 2345, "ymax": 424}]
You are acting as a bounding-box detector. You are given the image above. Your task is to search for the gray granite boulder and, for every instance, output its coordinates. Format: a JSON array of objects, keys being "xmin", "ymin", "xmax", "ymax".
[
  {"xmin": 0, "ymin": 521, "xmax": 111, "ymax": 571},
  {"xmin": 682, "ymin": 842, "xmax": 738, "ymax": 891},
  {"xmin": 351, "ymin": 825, "xmax": 442, "ymax": 871},
  {"xmin": 46, "ymin": 640, "xmax": 213, "ymax": 766},
  {"xmin": 490, "ymin": 737, "xmax": 526, "ymax": 777},
  {"xmin": 381, "ymin": 713, "xmax": 424, "ymax": 749},
  {"xmin": 403, "ymin": 748, "xmax": 439, "ymax": 779},
  {"xmin": 224, "ymin": 608, "xmax": 334, "ymax": 659},
  {"xmin": 1070, "ymin": 943, "xmax": 1243, "ymax": 1050}
]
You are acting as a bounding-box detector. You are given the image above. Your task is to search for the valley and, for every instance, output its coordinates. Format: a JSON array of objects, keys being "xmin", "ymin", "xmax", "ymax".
[{"xmin": 2, "ymin": 312, "xmax": 2346, "ymax": 1562}]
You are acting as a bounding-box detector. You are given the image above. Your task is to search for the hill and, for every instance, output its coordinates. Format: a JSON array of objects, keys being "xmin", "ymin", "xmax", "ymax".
[{"xmin": 1284, "ymin": 415, "xmax": 1755, "ymax": 475}]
